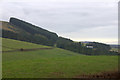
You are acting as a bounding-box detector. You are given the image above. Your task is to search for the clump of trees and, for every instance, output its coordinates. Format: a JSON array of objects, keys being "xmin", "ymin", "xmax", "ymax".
[
  {"xmin": 56, "ymin": 37, "xmax": 82, "ymax": 53},
  {"xmin": 56, "ymin": 37, "xmax": 118, "ymax": 55}
]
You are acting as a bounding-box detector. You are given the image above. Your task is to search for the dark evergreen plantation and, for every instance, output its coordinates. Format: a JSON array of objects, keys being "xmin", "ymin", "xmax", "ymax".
[
  {"xmin": 3, "ymin": 18, "xmax": 58, "ymax": 46},
  {"xmin": 2, "ymin": 17, "xmax": 118, "ymax": 55}
]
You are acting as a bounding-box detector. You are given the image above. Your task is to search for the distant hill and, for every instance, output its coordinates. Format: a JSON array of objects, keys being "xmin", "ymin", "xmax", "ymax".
[
  {"xmin": 81, "ymin": 41, "xmax": 92, "ymax": 44},
  {"xmin": 110, "ymin": 45, "xmax": 120, "ymax": 48},
  {"xmin": 2, "ymin": 18, "xmax": 58, "ymax": 46}
]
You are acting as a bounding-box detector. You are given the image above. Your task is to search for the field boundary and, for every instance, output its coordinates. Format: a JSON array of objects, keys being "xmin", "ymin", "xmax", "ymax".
[{"xmin": 2, "ymin": 47, "xmax": 53, "ymax": 53}]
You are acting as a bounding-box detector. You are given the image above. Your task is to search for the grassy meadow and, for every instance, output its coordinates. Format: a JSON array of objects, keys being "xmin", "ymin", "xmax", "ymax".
[{"xmin": 2, "ymin": 38, "xmax": 118, "ymax": 78}]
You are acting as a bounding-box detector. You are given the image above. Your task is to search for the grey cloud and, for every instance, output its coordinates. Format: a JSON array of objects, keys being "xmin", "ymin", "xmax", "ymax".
[{"xmin": 0, "ymin": 0, "xmax": 118, "ymax": 44}]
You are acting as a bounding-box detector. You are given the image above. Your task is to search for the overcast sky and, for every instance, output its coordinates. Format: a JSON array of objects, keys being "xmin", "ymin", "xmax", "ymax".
[{"xmin": 0, "ymin": 0, "xmax": 119, "ymax": 44}]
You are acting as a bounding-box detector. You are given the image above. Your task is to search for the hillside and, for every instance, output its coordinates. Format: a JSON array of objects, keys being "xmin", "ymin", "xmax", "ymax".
[
  {"xmin": 2, "ymin": 38, "xmax": 118, "ymax": 78},
  {"xmin": 1, "ymin": 17, "xmax": 118, "ymax": 55}
]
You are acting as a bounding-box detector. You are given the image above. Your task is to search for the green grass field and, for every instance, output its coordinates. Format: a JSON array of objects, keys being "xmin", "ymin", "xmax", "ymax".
[
  {"xmin": 2, "ymin": 38, "xmax": 118, "ymax": 78},
  {"xmin": 2, "ymin": 38, "xmax": 50, "ymax": 51},
  {"xmin": 110, "ymin": 48, "xmax": 118, "ymax": 52}
]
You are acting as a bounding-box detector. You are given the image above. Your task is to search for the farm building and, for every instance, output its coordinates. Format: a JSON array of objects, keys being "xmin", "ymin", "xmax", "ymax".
[{"xmin": 86, "ymin": 46, "xmax": 93, "ymax": 48}]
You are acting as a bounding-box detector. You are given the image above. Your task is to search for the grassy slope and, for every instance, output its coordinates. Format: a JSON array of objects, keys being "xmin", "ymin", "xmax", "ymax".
[
  {"xmin": 2, "ymin": 38, "xmax": 118, "ymax": 78},
  {"xmin": 2, "ymin": 38, "xmax": 50, "ymax": 51},
  {"xmin": 0, "ymin": 21, "xmax": 18, "ymax": 33}
]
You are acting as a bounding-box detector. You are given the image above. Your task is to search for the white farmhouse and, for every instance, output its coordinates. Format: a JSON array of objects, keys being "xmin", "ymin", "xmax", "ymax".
[{"xmin": 86, "ymin": 46, "xmax": 93, "ymax": 49}]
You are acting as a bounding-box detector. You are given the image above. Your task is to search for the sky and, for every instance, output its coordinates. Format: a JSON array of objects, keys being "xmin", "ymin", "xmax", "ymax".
[{"xmin": 0, "ymin": 0, "xmax": 119, "ymax": 44}]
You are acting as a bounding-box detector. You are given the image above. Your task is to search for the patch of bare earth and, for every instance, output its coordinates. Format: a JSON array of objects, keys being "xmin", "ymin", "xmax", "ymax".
[{"xmin": 74, "ymin": 71, "xmax": 120, "ymax": 79}]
